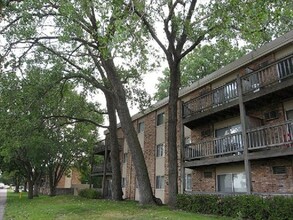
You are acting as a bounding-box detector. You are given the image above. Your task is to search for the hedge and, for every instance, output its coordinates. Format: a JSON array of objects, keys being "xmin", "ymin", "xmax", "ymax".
[
  {"xmin": 78, "ymin": 188, "xmax": 101, "ymax": 199},
  {"xmin": 176, "ymin": 194, "xmax": 293, "ymax": 220}
]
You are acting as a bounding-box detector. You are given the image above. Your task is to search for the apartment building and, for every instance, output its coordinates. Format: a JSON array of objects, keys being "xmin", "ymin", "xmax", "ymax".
[{"xmin": 92, "ymin": 30, "xmax": 293, "ymax": 203}]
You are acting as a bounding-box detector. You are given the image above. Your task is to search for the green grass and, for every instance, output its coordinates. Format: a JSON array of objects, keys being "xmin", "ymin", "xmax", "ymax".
[{"xmin": 4, "ymin": 192, "xmax": 231, "ymax": 220}]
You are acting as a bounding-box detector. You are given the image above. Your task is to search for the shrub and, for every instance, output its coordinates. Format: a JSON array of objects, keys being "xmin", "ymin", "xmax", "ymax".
[
  {"xmin": 78, "ymin": 189, "xmax": 101, "ymax": 199},
  {"xmin": 176, "ymin": 194, "xmax": 293, "ymax": 220}
]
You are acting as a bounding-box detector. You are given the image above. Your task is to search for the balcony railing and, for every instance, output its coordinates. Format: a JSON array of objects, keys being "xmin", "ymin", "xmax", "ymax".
[
  {"xmin": 182, "ymin": 54, "xmax": 293, "ymax": 118},
  {"xmin": 92, "ymin": 163, "xmax": 112, "ymax": 173},
  {"xmin": 247, "ymin": 120, "xmax": 293, "ymax": 150},
  {"xmin": 185, "ymin": 132, "xmax": 243, "ymax": 160},
  {"xmin": 184, "ymin": 120, "xmax": 293, "ymax": 161},
  {"xmin": 183, "ymin": 80, "xmax": 238, "ymax": 117}
]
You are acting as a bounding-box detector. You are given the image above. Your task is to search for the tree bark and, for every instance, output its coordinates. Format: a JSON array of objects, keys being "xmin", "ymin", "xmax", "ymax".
[
  {"xmin": 33, "ymin": 182, "xmax": 39, "ymax": 197},
  {"xmin": 27, "ymin": 178, "xmax": 34, "ymax": 199},
  {"xmin": 105, "ymin": 92, "xmax": 123, "ymax": 201},
  {"xmin": 48, "ymin": 167, "xmax": 57, "ymax": 196},
  {"xmin": 102, "ymin": 58, "xmax": 155, "ymax": 205},
  {"xmin": 167, "ymin": 60, "xmax": 180, "ymax": 208}
]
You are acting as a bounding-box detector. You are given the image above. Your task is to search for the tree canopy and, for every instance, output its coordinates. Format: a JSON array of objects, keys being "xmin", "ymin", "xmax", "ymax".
[{"xmin": 0, "ymin": 67, "xmax": 102, "ymax": 198}]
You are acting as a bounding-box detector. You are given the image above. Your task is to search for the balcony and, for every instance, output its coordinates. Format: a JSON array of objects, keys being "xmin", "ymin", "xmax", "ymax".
[
  {"xmin": 182, "ymin": 54, "xmax": 293, "ymax": 128},
  {"xmin": 93, "ymin": 140, "xmax": 108, "ymax": 155},
  {"xmin": 184, "ymin": 120, "xmax": 293, "ymax": 167},
  {"xmin": 91, "ymin": 163, "xmax": 112, "ymax": 176}
]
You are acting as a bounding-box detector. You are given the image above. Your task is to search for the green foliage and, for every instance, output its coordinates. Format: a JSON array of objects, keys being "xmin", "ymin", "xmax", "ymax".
[
  {"xmin": 154, "ymin": 40, "xmax": 247, "ymax": 100},
  {"xmin": 0, "ymin": 67, "xmax": 103, "ymax": 192},
  {"xmin": 78, "ymin": 188, "xmax": 101, "ymax": 199},
  {"xmin": 176, "ymin": 194, "xmax": 293, "ymax": 220},
  {"xmin": 5, "ymin": 192, "xmax": 231, "ymax": 220}
]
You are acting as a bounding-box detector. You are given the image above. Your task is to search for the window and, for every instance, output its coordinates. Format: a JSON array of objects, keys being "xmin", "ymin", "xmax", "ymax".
[
  {"xmin": 243, "ymin": 68, "xmax": 260, "ymax": 93},
  {"xmin": 138, "ymin": 121, "xmax": 144, "ymax": 133},
  {"xmin": 156, "ymin": 112, "xmax": 165, "ymax": 126},
  {"xmin": 156, "ymin": 144, "xmax": 164, "ymax": 157},
  {"xmin": 215, "ymin": 124, "xmax": 242, "ymax": 154},
  {"xmin": 201, "ymin": 129, "xmax": 211, "ymax": 138},
  {"xmin": 156, "ymin": 176, "xmax": 164, "ymax": 189},
  {"xmin": 217, "ymin": 173, "xmax": 246, "ymax": 193},
  {"xmin": 185, "ymin": 174, "xmax": 192, "ymax": 191},
  {"xmin": 286, "ymin": 110, "xmax": 293, "ymax": 135},
  {"xmin": 272, "ymin": 166, "xmax": 286, "ymax": 174},
  {"xmin": 123, "ymin": 153, "xmax": 128, "ymax": 163},
  {"xmin": 287, "ymin": 110, "xmax": 293, "ymax": 120},
  {"xmin": 277, "ymin": 56, "xmax": 293, "ymax": 79},
  {"xmin": 184, "ymin": 137, "xmax": 191, "ymax": 145},
  {"xmin": 213, "ymin": 81, "xmax": 238, "ymax": 105},
  {"xmin": 264, "ymin": 111, "xmax": 279, "ymax": 121},
  {"xmin": 121, "ymin": 177, "xmax": 126, "ymax": 188}
]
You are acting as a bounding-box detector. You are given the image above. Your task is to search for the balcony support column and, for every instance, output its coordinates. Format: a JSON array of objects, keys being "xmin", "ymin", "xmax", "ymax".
[
  {"xmin": 237, "ymin": 75, "xmax": 252, "ymax": 194},
  {"xmin": 180, "ymin": 101, "xmax": 185, "ymax": 194}
]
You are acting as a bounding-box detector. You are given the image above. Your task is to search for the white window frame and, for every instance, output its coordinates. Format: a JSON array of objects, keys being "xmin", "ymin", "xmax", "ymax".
[
  {"xmin": 156, "ymin": 176, "xmax": 164, "ymax": 189},
  {"xmin": 217, "ymin": 172, "xmax": 246, "ymax": 193},
  {"xmin": 121, "ymin": 177, "xmax": 126, "ymax": 188},
  {"xmin": 138, "ymin": 121, "xmax": 144, "ymax": 133},
  {"xmin": 123, "ymin": 152, "xmax": 128, "ymax": 163},
  {"xmin": 156, "ymin": 143, "xmax": 164, "ymax": 157},
  {"xmin": 185, "ymin": 174, "xmax": 192, "ymax": 191},
  {"xmin": 156, "ymin": 112, "xmax": 165, "ymax": 126}
]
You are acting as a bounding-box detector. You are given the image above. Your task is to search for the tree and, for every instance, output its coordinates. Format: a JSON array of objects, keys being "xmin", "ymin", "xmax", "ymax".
[
  {"xmin": 154, "ymin": 40, "xmax": 247, "ymax": 100},
  {"xmin": 0, "ymin": 0, "xmax": 155, "ymax": 205},
  {"xmin": 131, "ymin": 0, "xmax": 293, "ymax": 207},
  {"xmin": 0, "ymin": 67, "xmax": 101, "ymax": 198}
]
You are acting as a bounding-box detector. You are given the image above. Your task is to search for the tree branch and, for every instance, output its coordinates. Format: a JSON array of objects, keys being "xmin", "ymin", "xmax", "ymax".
[
  {"xmin": 44, "ymin": 115, "xmax": 109, "ymax": 128},
  {"xmin": 132, "ymin": 3, "xmax": 168, "ymax": 56}
]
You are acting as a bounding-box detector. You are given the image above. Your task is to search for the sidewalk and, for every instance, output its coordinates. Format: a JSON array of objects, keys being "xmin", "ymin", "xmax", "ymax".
[{"xmin": 0, "ymin": 189, "xmax": 7, "ymax": 220}]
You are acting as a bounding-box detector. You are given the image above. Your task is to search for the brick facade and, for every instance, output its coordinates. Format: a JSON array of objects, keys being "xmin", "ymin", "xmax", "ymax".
[
  {"xmin": 108, "ymin": 31, "xmax": 293, "ymax": 203},
  {"xmin": 251, "ymin": 158, "xmax": 293, "ymax": 193}
]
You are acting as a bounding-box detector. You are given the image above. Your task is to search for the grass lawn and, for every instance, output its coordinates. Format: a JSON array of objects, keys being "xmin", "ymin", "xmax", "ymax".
[{"xmin": 4, "ymin": 192, "xmax": 231, "ymax": 220}]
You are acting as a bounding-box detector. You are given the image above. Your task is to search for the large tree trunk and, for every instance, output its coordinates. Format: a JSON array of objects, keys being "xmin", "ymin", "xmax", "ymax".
[
  {"xmin": 103, "ymin": 58, "xmax": 155, "ymax": 205},
  {"xmin": 27, "ymin": 178, "xmax": 34, "ymax": 199},
  {"xmin": 33, "ymin": 182, "xmax": 39, "ymax": 197},
  {"xmin": 48, "ymin": 167, "xmax": 57, "ymax": 197},
  {"xmin": 14, "ymin": 175, "xmax": 20, "ymax": 193},
  {"xmin": 23, "ymin": 181, "xmax": 28, "ymax": 192},
  {"xmin": 105, "ymin": 92, "xmax": 123, "ymax": 201},
  {"xmin": 167, "ymin": 61, "xmax": 180, "ymax": 208}
]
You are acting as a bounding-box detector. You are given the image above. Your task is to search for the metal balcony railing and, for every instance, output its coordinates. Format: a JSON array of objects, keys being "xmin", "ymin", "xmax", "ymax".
[
  {"xmin": 185, "ymin": 132, "xmax": 243, "ymax": 160},
  {"xmin": 247, "ymin": 120, "xmax": 293, "ymax": 150},
  {"xmin": 182, "ymin": 54, "xmax": 293, "ymax": 118},
  {"xmin": 183, "ymin": 80, "xmax": 238, "ymax": 118},
  {"xmin": 92, "ymin": 163, "xmax": 112, "ymax": 173},
  {"xmin": 184, "ymin": 120, "xmax": 293, "ymax": 161}
]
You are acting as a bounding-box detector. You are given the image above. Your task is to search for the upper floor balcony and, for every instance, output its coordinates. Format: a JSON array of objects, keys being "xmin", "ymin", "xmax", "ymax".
[
  {"xmin": 184, "ymin": 120, "xmax": 293, "ymax": 167},
  {"xmin": 93, "ymin": 140, "xmax": 108, "ymax": 155},
  {"xmin": 91, "ymin": 163, "xmax": 112, "ymax": 176},
  {"xmin": 182, "ymin": 54, "xmax": 293, "ymax": 128}
]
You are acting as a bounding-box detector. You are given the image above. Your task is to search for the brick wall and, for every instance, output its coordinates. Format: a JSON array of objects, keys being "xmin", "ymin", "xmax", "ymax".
[
  {"xmin": 192, "ymin": 166, "xmax": 216, "ymax": 192},
  {"xmin": 143, "ymin": 111, "xmax": 156, "ymax": 192},
  {"xmin": 251, "ymin": 157, "xmax": 293, "ymax": 193}
]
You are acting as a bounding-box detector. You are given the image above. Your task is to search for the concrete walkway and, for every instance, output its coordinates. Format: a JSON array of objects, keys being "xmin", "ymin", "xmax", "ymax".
[{"xmin": 0, "ymin": 189, "xmax": 7, "ymax": 220}]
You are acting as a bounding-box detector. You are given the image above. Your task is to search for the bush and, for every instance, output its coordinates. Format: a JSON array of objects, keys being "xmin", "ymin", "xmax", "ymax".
[
  {"xmin": 78, "ymin": 189, "xmax": 101, "ymax": 199},
  {"xmin": 176, "ymin": 194, "xmax": 293, "ymax": 220}
]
